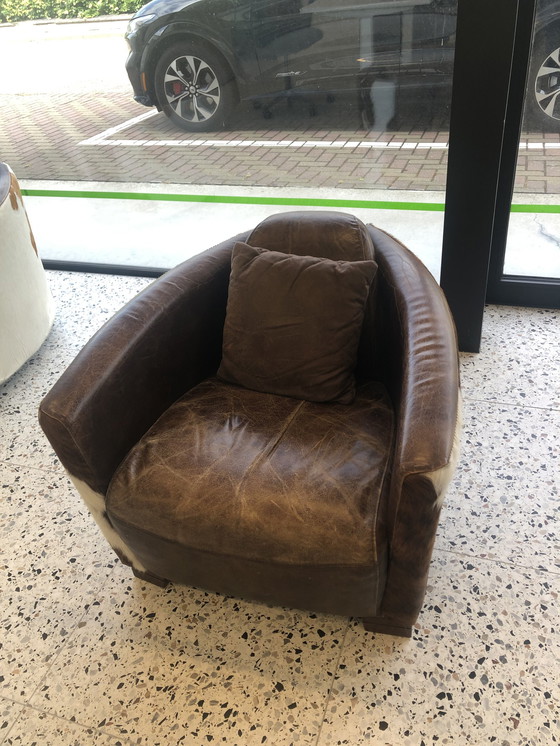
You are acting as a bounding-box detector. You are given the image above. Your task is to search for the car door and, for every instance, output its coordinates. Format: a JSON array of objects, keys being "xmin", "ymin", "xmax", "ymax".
[
  {"xmin": 249, "ymin": 0, "xmax": 377, "ymax": 95},
  {"xmin": 249, "ymin": 0, "xmax": 456, "ymax": 96}
]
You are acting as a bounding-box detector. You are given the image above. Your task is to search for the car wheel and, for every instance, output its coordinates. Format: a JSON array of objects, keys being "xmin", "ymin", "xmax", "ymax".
[
  {"xmin": 155, "ymin": 43, "xmax": 236, "ymax": 132},
  {"xmin": 528, "ymin": 31, "xmax": 560, "ymax": 131}
]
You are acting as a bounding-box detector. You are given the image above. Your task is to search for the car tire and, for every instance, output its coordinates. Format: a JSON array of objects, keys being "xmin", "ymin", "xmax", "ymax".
[
  {"xmin": 154, "ymin": 42, "xmax": 236, "ymax": 132},
  {"xmin": 527, "ymin": 28, "xmax": 560, "ymax": 131}
]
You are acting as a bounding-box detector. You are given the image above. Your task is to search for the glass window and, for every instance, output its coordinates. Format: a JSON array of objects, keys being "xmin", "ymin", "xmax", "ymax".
[
  {"xmin": 505, "ymin": 0, "xmax": 560, "ymax": 280},
  {"xmin": 1, "ymin": 0, "xmax": 458, "ymax": 276}
]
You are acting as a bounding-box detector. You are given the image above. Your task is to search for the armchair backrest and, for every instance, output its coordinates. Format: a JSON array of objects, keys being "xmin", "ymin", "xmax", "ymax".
[{"xmin": 247, "ymin": 210, "xmax": 376, "ymax": 262}]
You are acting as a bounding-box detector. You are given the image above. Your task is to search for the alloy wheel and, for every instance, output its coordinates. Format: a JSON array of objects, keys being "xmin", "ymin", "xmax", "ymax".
[
  {"xmin": 535, "ymin": 46, "xmax": 560, "ymax": 121},
  {"xmin": 163, "ymin": 55, "xmax": 221, "ymax": 124}
]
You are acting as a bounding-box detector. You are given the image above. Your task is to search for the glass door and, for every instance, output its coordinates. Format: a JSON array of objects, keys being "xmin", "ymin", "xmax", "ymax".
[{"xmin": 486, "ymin": 0, "xmax": 560, "ymax": 308}]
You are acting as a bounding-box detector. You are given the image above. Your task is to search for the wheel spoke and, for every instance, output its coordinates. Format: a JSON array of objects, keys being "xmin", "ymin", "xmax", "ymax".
[
  {"xmin": 164, "ymin": 60, "xmax": 190, "ymax": 87},
  {"xmin": 538, "ymin": 63, "xmax": 560, "ymax": 77},
  {"xmin": 168, "ymin": 90, "xmax": 191, "ymax": 107},
  {"xmin": 180, "ymin": 98, "xmax": 197, "ymax": 121},
  {"xmin": 192, "ymin": 98, "xmax": 204, "ymax": 122},
  {"xmin": 193, "ymin": 97, "xmax": 215, "ymax": 121},
  {"xmin": 199, "ymin": 79, "xmax": 220, "ymax": 99},
  {"xmin": 190, "ymin": 57, "xmax": 210, "ymax": 86},
  {"xmin": 168, "ymin": 91, "xmax": 215, "ymax": 123},
  {"xmin": 200, "ymin": 90, "xmax": 220, "ymax": 105},
  {"xmin": 536, "ymin": 89, "xmax": 560, "ymax": 118}
]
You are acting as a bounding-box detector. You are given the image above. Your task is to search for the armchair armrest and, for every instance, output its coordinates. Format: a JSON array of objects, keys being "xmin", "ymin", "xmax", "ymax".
[
  {"xmin": 369, "ymin": 226, "xmax": 460, "ymax": 482},
  {"xmin": 39, "ymin": 234, "xmax": 246, "ymax": 496},
  {"xmin": 365, "ymin": 225, "xmax": 461, "ymax": 635}
]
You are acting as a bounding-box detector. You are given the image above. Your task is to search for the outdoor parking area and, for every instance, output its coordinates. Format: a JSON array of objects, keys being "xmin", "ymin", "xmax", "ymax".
[
  {"xmin": 1, "ymin": 15, "xmax": 559, "ymax": 281},
  {"xmin": 3, "ymin": 84, "xmax": 560, "ymax": 192},
  {"xmin": 2, "ymin": 86, "xmax": 453, "ymax": 190},
  {"xmin": 1, "ymin": 17, "xmax": 560, "ymax": 193}
]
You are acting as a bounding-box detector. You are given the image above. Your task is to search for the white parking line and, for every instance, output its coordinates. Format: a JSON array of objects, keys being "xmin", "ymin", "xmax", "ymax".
[
  {"xmin": 80, "ymin": 110, "xmax": 159, "ymax": 145},
  {"xmin": 79, "ymin": 111, "xmax": 559, "ymax": 151}
]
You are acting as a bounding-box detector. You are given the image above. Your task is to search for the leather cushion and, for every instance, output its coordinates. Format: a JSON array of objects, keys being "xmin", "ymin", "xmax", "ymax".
[
  {"xmin": 106, "ymin": 377, "xmax": 394, "ymax": 568},
  {"xmin": 218, "ymin": 242, "xmax": 377, "ymax": 404}
]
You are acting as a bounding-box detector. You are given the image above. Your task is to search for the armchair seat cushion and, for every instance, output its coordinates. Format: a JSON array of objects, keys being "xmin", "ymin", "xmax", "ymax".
[{"xmin": 107, "ymin": 377, "xmax": 394, "ymax": 572}]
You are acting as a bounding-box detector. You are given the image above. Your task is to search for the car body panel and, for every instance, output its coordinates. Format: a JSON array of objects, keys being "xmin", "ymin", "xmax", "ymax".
[
  {"xmin": 126, "ymin": 0, "xmax": 459, "ymax": 107},
  {"xmin": 124, "ymin": 0, "xmax": 560, "ymax": 125}
]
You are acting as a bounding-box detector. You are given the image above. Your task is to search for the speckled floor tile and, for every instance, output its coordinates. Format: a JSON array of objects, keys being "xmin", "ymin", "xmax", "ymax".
[
  {"xmin": 42, "ymin": 271, "xmax": 153, "ymax": 352},
  {"xmin": 0, "ymin": 355, "xmax": 60, "ymax": 469},
  {"xmin": 0, "ymin": 699, "xmax": 25, "ymax": 745},
  {"xmin": 318, "ymin": 552, "xmax": 559, "ymax": 746},
  {"xmin": 0, "ymin": 271, "xmax": 152, "ymax": 468},
  {"xmin": 439, "ymin": 399, "xmax": 559, "ymax": 571},
  {"xmin": 460, "ymin": 306, "xmax": 560, "ymax": 410},
  {"xmin": 0, "ymin": 463, "xmax": 116, "ymax": 702},
  {"xmin": 1, "ymin": 708, "xmax": 132, "ymax": 746},
  {"xmin": 2, "ymin": 270, "xmax": 558, "ymax": 746},
  {"xmin": 30, "ymin": 568, "xmax": 347, "ymax": 745}
]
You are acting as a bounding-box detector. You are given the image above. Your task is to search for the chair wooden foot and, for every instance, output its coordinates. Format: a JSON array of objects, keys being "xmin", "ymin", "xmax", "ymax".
[
  {"xmin": 362, "ymin": 617, "xmax": 412, "ymax": 638},
  {"xmin": 132, "ymin": 567, "xmax": 169, "ymax": 588}
]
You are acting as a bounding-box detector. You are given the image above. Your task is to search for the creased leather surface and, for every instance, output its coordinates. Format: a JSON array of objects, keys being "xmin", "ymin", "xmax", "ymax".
[
  {"xmin": 108, "ymin": 526, "xmax": 385, "ymax": 617},
  {"xmin": 107, "ymin": 377, "xmax": 393, "ymax": 567},
  {"xmin": 368, "ymin": 225, "xmax": 459, "ymax": 482},
  {"xmin": 39, "ymin": 234, "xmax": 247, "ymax": 495},
  {"xmin": 365, "ymin": 224, "xmax": 460, "ymax": 631},
  {"xmin": 248, "ymin": 210, "xmax": 375, "ymax": 261}
]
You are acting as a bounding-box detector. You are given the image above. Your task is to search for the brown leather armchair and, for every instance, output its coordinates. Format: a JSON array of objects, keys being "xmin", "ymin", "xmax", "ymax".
[{"xmin": 39, "ymin": 212, "xmax": 461, "ymax": 637}]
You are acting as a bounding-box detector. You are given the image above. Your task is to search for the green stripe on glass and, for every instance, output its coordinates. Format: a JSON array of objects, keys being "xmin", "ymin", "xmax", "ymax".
[
  {"xmin": 510, "ymin": 204, "xmax": 560, "ymax": 213},
  {"xmin": 20, "ymin": 188, "xmax": 444, "ymax": 211},
  {"xmin": 20, "ymin": 188, "xmax": 560, "ymax": 213}
]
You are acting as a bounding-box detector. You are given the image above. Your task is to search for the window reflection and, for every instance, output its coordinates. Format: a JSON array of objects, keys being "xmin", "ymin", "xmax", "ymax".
[{"xmin": 125, "ymin": 0, "xmax": 458, "ymax": 132}]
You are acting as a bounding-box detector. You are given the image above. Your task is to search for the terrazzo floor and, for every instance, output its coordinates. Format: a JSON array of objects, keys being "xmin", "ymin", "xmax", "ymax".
[{"xmin": 0, "ymin": 269, "xmax": 558, "ymax": 746}]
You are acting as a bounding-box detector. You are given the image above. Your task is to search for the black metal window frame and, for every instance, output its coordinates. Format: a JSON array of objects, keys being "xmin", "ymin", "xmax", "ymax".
[{"xmin": 441, "ymin": 0, "xmax": 559, "ymax": 353}]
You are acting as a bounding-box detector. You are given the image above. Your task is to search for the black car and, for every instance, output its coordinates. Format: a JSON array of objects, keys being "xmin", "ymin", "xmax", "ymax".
[{"xmin": 125, "ymin": 0, "xmax": 560, "ymax": 132}]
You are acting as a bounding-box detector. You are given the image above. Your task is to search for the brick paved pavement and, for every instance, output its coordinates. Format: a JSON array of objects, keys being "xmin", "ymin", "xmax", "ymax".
[{"xmin": 3, "ymin": 89, "xmax": 560, "ymax": 194}]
